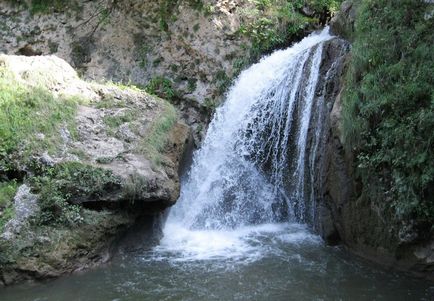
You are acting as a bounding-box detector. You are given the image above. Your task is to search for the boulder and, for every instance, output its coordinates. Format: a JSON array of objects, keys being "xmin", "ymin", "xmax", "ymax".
[
  {"xmin": 0, "ymin": 54, "xmax": 190, "ymax": 285},
  {"xmin": 329, "ymin": 1, "xmax": 356, "ymax": 40}
]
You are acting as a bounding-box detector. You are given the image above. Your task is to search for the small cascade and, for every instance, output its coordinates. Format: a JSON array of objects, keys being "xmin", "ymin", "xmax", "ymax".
[{"xmin": 164, "ymin": 27, "xmax": 349, "ymax": 238}]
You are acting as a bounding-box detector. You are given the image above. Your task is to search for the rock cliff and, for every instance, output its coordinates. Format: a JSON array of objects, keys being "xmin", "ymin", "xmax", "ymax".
[
  {"xmin": 318, "ymin": 1, "xmax": 434, "ymax": 280},
  {"xmin": 0, "ymin": 54, "xmax": 190, "ymax": 285},
  {"xmin": 0, "ymin": 1, "xmax": 249, "ymax": 103}
]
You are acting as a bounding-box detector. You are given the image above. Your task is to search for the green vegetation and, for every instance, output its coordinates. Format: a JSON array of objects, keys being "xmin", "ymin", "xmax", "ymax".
[
  {"xmin": 342, "ymin": 0, "xmax": 434, "ymax": 226},
  {"xmin": 214, "ymin": 70, "xmax": 231, "ymax": 95},
  {"xmin": 31, "ymin": 162, "xmax": 121, "ymax": 226},
  {"xmin": 94, "ymin": 96, "xmax": 126, "ymax": 109},
  {"xmin": 145, "ymin": 76, "xmax": 179, "ymax": 102},
  {"xmin": 158, "ymin": 0, "xmax": 178, "ymax": 32},
  {"xmin": 137, "ymin": 45, "xmax": 150, "ymax": 70},
  {"xmin": 103, "ymin": 80, "xmax": 143, "ymax": 93},
  {"xmin": 187, "ymin": 78, "xmax": 197, "ymax": 93},
  {"xmin": 0, "ymin": 68, "xmax": 79, "ymax": 174},
  {"xmin": 0, "ymin": 181, "xmax": 18, "ymax": 231},
  {"xmin": 25, "ymin": 0, "xmax": 83, "ymax": 14},
  {"xmin": 103, "ymin": 110, "xmax": 139, "ymax": 130},
  {"xmin": 239, "ymin": 0, "xmax": 342, "ymax": 58},
  {"xmin": 123, "ymin": 173, "xmax": 148, "ymax": 205},
  {"xmin": 203, "ymin": 97, "xmax": 218, "ymax": 114},
  {"xmin": 139, "ymin": 102, "xmax": 177, "ymax": 165},
  {"xmin": 29, "ymin": 0, "xmax": 67, "ymax": 14}
]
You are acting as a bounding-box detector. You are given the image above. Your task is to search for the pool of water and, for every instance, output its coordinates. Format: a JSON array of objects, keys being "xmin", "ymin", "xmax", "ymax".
[{"xmin": 1, "ymin": 223, "xmax": 432, "ymax": 301}]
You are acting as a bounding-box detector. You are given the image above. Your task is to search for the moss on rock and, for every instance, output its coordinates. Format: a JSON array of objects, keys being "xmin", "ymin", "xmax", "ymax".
[{"xmin": 0, "ymin": 54, "xmax": 190, "ymax": 286}]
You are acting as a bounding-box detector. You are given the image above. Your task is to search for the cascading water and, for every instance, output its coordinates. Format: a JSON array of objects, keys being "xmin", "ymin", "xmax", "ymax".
[
  {"xmin": 3, "ymin": 28, "xmax": 433, "ymax": 301},
  {"xmin": 157, "ymin": 27, "xmax": 340, "ymax": 260}
]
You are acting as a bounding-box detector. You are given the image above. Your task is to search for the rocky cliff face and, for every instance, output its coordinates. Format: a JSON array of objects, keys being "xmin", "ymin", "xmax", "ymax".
[
  {"xmin": 317, "ymin": 1, "xmax": 433, "ymax": 280},
  {"xmin": 0, "ymin": 0, "xmax": 329, "ymax": 143},
  {"xmin": 0, "ymin": 1, "xmax": 249, "ymax": 102},
  {"xmin": 0, "ymin": 54, "xmax": 190, "ymax": 285},
  {"xmin": 0, "ymin": 0, "xmax": 253, "ymax": 142}
]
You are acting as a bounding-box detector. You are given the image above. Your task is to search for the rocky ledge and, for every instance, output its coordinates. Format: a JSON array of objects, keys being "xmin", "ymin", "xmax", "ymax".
[
  {"xmin": 317, "ymin": 1, "xmax": 434, "ymax": 281},
  {"xmin": 0, "ymin": 55, "xmax": 190, "ymax": 285}
]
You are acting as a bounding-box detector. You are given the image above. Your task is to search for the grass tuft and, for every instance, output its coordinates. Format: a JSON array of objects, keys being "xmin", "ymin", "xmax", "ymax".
[
  {"xmin": 0, "ymin": 180, "xmax": 18, "ymax": 231},
  {"xmin": 140, "ymin": 101, "xmax": 177, "ymax": 165},
  {"xmin": 0, "ymin": 67, "xmax": 79, "ymax": 174}
]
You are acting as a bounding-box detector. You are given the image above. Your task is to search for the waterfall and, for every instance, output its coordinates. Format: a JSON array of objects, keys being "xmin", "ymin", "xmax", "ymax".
[{"xmin": 158, "ymin": 28, "xmax": 348, "ymax": 259}]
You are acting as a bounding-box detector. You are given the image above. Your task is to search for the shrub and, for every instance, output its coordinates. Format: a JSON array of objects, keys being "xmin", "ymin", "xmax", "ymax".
[
  {"xmin": 32, "ymin": 162, "xmax": 121, "ymax": 226},
  {"xmin": 30, "ymin": 0, "xmax": 66, "ymax": 14},
  {"xmin": 342, "ymin": 0, "xmax": 434, "ymax": 224},
  {"xmin": 239, "ymin": 0, "xmax": 342, "ymax": 58},
  {"xmin": 145, "ymin": 76, "xmax": 179, "ymax": 101}
]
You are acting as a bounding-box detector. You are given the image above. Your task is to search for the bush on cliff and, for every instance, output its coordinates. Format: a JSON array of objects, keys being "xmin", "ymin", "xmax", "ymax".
[
  {"xmin": 239, "ymin": 0, "xmax": 343, "ymax": 57},
  {"xmin": 31, "ymin": 162, "xmax": 122, "ymax": 226},
  {"xmin": 342, "ymin": 0, "xmax": 434, "ymax": 230},
  {"xmin": 0, "ymin": 181, "xmax": 17, "ymax": 231}
]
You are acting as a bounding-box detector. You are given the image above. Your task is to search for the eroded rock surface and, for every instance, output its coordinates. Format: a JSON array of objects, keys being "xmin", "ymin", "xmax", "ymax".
[
  {"xmin": 0, "ymin": 54, "xmax": 190, "ymax": 285},
  {"xmin": 319, "ymin": 1, "xmax": 434, "ymax": 280},
  {"xmin": 0, "ymin": 1, "xmax": 250, "ymax": 103}
]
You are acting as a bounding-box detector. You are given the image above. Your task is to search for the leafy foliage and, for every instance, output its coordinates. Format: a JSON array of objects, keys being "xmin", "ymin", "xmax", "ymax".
[
  {"xmin": 342, "ymin": 0, "xmax": 434, "ymax": 224},
  {"xmin": 145, "ymin": 76, "xmax": 179, "ymax": 101},
  {"xmin": 29, "ymin": 0, "xmax": 67, "ymax": 14},
  {"xmin": 32, "ymin": 162, "xmax": 121, "ymax": 226},
  {"xmin": 239, "ymin": 0, "xmax": 342, "ymax": 58}
]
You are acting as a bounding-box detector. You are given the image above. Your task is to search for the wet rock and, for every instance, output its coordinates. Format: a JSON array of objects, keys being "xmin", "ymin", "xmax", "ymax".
[{"xmin": 317, "ymin": 19, "xmax": 434, "ymax": 278}]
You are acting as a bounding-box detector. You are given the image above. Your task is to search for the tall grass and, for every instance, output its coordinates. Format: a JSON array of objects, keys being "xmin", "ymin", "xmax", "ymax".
[
  {"xmin": 140, "ymin": 101, "xmax": 177, "ymax": 166},
  {"xmin": 0, "ymin": 67, "xmax": 79, "ymax": 173}
]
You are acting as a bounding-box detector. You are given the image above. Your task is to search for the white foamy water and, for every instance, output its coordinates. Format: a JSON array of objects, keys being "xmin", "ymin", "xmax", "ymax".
[
  {"xmin": 157, "ymin": 28, "xmax": 334, "ymax": 261},
  {"xmin": 153, "ymin": 223, "xmax": 321, "ymax": 263}
]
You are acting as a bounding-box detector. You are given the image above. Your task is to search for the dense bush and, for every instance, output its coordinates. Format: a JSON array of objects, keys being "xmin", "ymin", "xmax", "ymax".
[
  {"xmin": 32, "ymin": 162, "xmax": 121, "ymax": 226},
  {"xmin": 29, "ymin": 0, "xmax": 67, "ymax": 13},
  {"xmin": 342, "ymin": 0, "xmax": 434, "ymax": 225},
  {"xmin": 239, "ymin": 0, "xmax": 342, "ymax": 57}
]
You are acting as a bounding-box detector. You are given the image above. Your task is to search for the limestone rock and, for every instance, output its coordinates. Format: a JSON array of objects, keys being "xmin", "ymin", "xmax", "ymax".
[
  {"xmin": 0, "ymin": 1, "xmax": 250, "ymax": 104},
  {"xmin": 0, "ymin": 54, "xmax": 190, "ymax": 285}
]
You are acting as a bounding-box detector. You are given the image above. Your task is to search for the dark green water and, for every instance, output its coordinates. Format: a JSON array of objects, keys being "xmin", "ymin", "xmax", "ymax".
[{"xmin": 0, "ymin": 223, "xmax": 432, "ymax": 301}]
